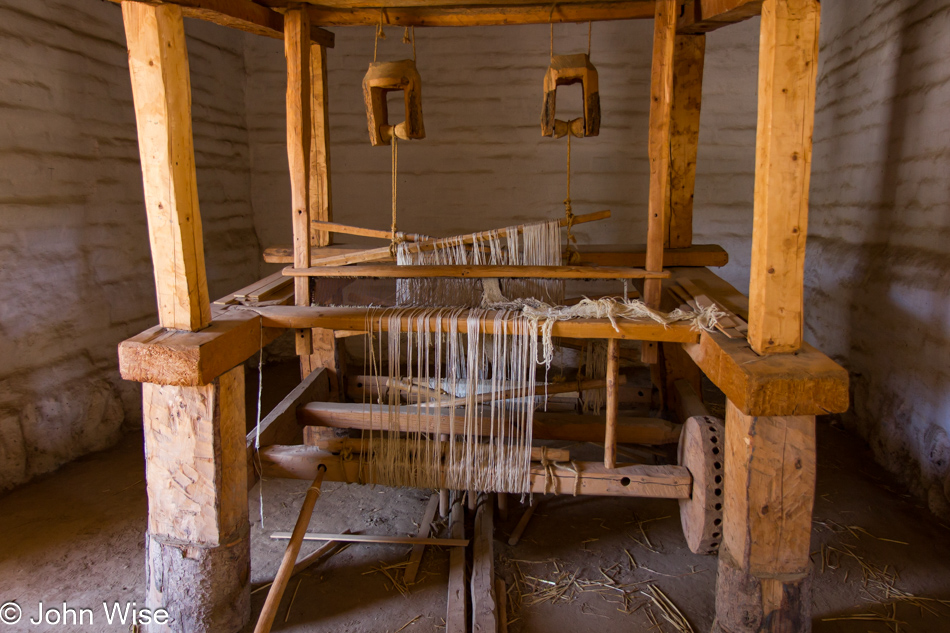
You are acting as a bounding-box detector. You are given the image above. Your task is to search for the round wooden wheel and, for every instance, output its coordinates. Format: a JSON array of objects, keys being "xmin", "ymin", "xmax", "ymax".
[{"xmin": 677, "ymin": 415, "xmax": 725, "ymax": 555}]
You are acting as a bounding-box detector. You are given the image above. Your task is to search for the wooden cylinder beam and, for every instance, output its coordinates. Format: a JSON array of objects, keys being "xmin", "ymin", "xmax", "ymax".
[{"xmin": 311, "ymin": 220, "xmax": 431, "ymax": 242}]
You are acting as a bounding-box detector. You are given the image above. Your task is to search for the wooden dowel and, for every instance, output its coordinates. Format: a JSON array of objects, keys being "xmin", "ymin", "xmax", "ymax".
[
  {"xmin": 508, "ymin": 502, "xmax": 537, "ymax": 546},
  {"xmin": 306, "ymin": 436, "xmax": 571, "ymax": 463},
  {"xmin": 304, "ymin": 210, "xmax": 611, "ymax": 267},
  {"xmin": 254, "ymin": 464, "xmax": 327, "ymax": 633},
  {"xmin": 605, "ymin": 338, "xmax": 620, "ymax": 469},
  {"xmin": 439, "ymin": 488, "xmax": 449, "ymax": 518},
  {"xmin": 284, "ymin": 264, "xmax": 668, "ymax": 280},
  {"xmin": 420, "ymin": 376, "xmax": 625, "ymax": 409},
  {"xmin": 312, "ymin": 220, "xmax": 431, "ymax": 242},
  {"xmin": 497, "ymin": 493, "xmax": 509, "ymax": 522},
  {"xmin": 271, "ymin": 532, "xmax": 469, "ymax": 547},
  {"xmin": 497, "ymin": 578, "xmax": 508, "ymax": 633},
  {"xmin": 291, "ymin": 528, "xmax": 351, "ymax": 577}
]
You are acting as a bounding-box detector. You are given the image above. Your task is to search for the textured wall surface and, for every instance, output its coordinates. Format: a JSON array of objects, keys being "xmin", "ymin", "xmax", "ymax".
[
  {"xmin": 808, "ymin": 0, "xmax": 950, "ymax": 520},
  {"xmin": 0, "ymin": 0, "xmax": 259, "ymax": 491},
  {"xmin": 244, "ymin": 19, "xmax": 760, "ymax": 288}
]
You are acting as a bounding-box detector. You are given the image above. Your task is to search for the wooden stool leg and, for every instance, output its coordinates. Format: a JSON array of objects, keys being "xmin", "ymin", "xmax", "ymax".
[{"xmin": 713, "ymin": 400, "xmax": 816, "ymax": 632}]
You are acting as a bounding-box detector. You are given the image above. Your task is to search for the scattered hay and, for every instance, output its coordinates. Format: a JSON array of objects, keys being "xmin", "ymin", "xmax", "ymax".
[
  {"xmin": 363, "ymin": 560, "xmax": 413, "ymax": 596},
  {"xmin": 642, "ymin": 585, "xmax": 694, "ymax": 633}
]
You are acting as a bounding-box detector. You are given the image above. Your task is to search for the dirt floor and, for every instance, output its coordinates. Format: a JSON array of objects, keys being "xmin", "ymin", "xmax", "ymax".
[{"xmin": 2, "ymin": 371, "xmax": 950, "ymax": 632}]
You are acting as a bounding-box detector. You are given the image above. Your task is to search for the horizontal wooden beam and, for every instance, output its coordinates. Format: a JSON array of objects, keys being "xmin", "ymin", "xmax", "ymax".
[
  {"xmin": 272, "ymin": 532, "xmax": 469, "ymax": 547},
  {"xmin": 283, "ymin": 264, "xmax": 670, "ymax": 280},
  {"xmin": 577, "ymin": 243, "xmax": 727, "ymax": 267},
  {"xmin": 119, "ymin": 306, "xmax": 283, "ymax": 386},
  {"xmin": 258, "ymin": 445, "xmax": 692, "ymax": 498},
  {"xmin": 263, "ymin": 243, "xmax": 728, "ymax": 267},
  {"xmin": 107, "ymin": 0, "xmax": 335, "ymax": 47},
  {"xmin": 257, "ymin": 1, "xmax": 655, "ymax": 27},
  {"xmin": 305, "ymin": 436, "xmax": 573, "ymax": 462},
  {"xmin": 244, "ymin": 305, "xmax": 701, "ymax": 342},
  {"xmin": 676, "ymin": 0, "xmax": 763, "ymax": 34},
  {"xmin": 668, "ymin": 268, "xmax": 848, "ymax": 416},
  {"xmin": 299, "ymin": 403, "xmax": 683, "ymax": 445}
]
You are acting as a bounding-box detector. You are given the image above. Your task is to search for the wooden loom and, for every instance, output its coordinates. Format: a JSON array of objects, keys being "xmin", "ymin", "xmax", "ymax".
[{"xmin": 111, "ymin": 1, "xmax": 845, "ymax": 632}]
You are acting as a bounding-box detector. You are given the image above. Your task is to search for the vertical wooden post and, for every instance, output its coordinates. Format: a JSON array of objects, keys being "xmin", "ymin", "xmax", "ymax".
[
  {"xmin": 142, "ymin": 365, "xmax": 250, "ymax": 633},
  {"xmin": 310, "ymin": 43, "xmax": 333, "ymax": 248},
  {"xmin": 301, "ymin": 328, "xmax": 345, "ymax": 402},
  {"xmin": 747, "ymin": 0, "xmax": 820, "ymax": 355},
  {"xmin": 604, "ymin": 337, "xmax": 620, "ymax": 468},
  {"xmin": 123, "ymin": 1, "xmax": 210, "ymax": 332},
  {"xmin": 714, "ymin": 400, "xmax": 816, "ymax": 633},
  {"xmin": 667, "ymin": 34, "xmax": 705, "ymax": 249},
  {"xmin": 286, "ymin": 6, "xmax": 313, "ymax": 356},
  {"xmin": 642, "ymin": 0, "xmax": 676, "ymax": 364}
]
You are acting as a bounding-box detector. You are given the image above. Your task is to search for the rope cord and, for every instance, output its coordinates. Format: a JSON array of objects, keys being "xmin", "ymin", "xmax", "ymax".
[
  {"xmin": 403, "ymin": 26, "xmax": 416, "ymax": 60},
  {"xmin": 564, "ymin": 132, "xmax": 579, "ymax": 263},
  {"xmin": 374, "ymin": 10, "xmax": 386, "ymax": 62},
  {"xmin": 588, "ymin": 21, "xmax": 592, "ymax": 57},
  {"xmin": 390, "ymin": 133, "xmax": 402, "ymax": 257}
]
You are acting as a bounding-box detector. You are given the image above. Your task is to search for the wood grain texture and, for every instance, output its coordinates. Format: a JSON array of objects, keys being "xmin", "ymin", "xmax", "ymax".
[
  {"xmin": 446, "ymin": 493, "xmax": 466, "ymax": 633},
  {"xmin": 310, "ymin": 44, "xmax": 333, "ymax": 247},
  {"xmin": 715, "ymin": 399, "xmax": 815, "ymax": 631},
  {"xmin": 119, "ymin": 305, "xmax": 282, "ymax": 386},
  {"xmin": 604, "ymin": 338, "xmax": 620, "ymax": 468},
  {"xmin": 258, "ymin": 445, "xmax": 693, "ymax": 498},
  {"xmin": 677, "ymin": 0, "xmax": 764, "ymax": 34},
  {"xmin": 667, "ymin": 33, "xmax": 705, "ymax": 249},
  {"xmin": 123, "ymin": 2, "xmax": 211, "ymax": 331},
  {"xmin": 747, "ymin": 0, "xmax": 820, "ymax": 354},
  {"xmin": 143, "ymin": 365, "xmax": 247, "ymax": 547}
]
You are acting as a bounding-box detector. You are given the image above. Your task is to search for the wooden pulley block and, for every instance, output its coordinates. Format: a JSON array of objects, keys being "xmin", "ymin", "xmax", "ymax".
[
  {"xmin": 541, "ymin": 53, "xmax": 600, "ymax": 138},
  {"xmin": 677, "ymin": 415, "xmax": 725, "ymax": 555},
  {"xmin": 552, "ymin": 117, "xmax": 586, "ymax": 139},
  {"xmin": 363, "ymin": 59, "xmax": 425, "ymax": 146}
]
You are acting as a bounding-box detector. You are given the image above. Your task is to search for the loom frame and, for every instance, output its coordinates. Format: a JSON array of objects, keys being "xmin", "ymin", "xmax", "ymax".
[{"xmin": 112, "ymin": 1, "xmax": 843, "ymax": 631}]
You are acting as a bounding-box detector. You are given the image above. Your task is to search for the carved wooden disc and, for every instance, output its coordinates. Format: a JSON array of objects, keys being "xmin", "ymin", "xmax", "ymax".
[{"xmin": 677, "ymin": 415, "xmax": 725, "ymax": 555}]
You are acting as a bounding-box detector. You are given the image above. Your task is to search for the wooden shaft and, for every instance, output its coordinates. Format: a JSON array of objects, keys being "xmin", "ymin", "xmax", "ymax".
[
  {"xmin": 284, "ymin": 264, "xmax": 669, "ymax": 280},
  {"xmin": 507, "ymin": 502, "xmax": 536, "ymax": 546},
  {"xmin": 302, "ymin": 210, "xmax": 611, "ymax": 267},
  {"xmin": 604, "ymin": 338, "xmax": 620, "ymax": 469},
  {"xmin": 667, "ymin": 33, "xmax": 705, "ymax": 249},
  {"xmin": 312, "ymin": 220, "xmax": 431, "ymax": 242},
  {"xmin": 309, "ymin": 43, "xmax": 332, "ymax": 247},
  {"xmin": 497, "ymin": 493, "xmax": 509, "ymax": 521},
  {"xmin": 305, "ymin": 436, "xmax": 571, "ymax": 463},
  {"xmin": 285, "ymin": 7, "xmax": 313, "ymax": 356},
  {"xmin": 404, "ymin": 494, "xmax": 440, "ymax": 584},
  {"xmin": 291, "ymin": 529, "xmax": 351, "ymax": 576},
  {"xmin": 420, "ymin": 376, "xmax": 625, "ymax": 409},
  {"xmin": 253, "ymin": 465, "xmax": 327, "ymax": 633}
]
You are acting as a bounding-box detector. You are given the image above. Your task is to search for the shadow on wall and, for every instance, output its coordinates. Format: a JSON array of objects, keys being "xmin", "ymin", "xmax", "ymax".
[{"xmin": 806, "ymin": 0, "xmax": 950, "ymax": 520}]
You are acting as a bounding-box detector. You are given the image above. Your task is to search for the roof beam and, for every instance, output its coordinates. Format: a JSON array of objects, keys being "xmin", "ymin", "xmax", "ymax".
[
  {"xmin": 257, "ymin": 1, "xmax": 655, "ymax": 27},
  {"xmin": 676, "ymin": 0, "xmax": 763, "ymax": 33},
  {"xmin": 106, "ymin": 0, "xmax": 335, "ymax": 47}
]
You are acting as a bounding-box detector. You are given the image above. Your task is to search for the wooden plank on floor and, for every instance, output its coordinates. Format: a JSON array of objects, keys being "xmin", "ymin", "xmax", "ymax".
[
  {"xmin": 446, "ymin": 493, "xmax": 467, "ymax": 633},
  {"xmin": 471, "ymin": 494, "xmax": 497, "ymax": 633}
]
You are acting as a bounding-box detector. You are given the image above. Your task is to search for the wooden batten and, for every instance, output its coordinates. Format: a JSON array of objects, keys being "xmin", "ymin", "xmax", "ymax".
[
  {"xmin": 283, "ymin": 264, "xmax": 670, "ymax": 280},
  {"xmin": 667, "ymin": 33, "xmax": 705, "ymax": 249},
  {"xmin": 248, "ymin": 305, "xmax": 700, "ymax": 343},
  {"xmin": 747, "ymin": 0, "xmax": 820, "ymax": 354},
  {"xmin": 285, "ymin": 7, "xmax": 314, "ymax": 355},
  {"xmin": 310, "ymin": 43, "xmax": 333, "ymax": 247},
  {"xmin": 123, "ymin": 2, "xmax": 211, "ymax": 332}
]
